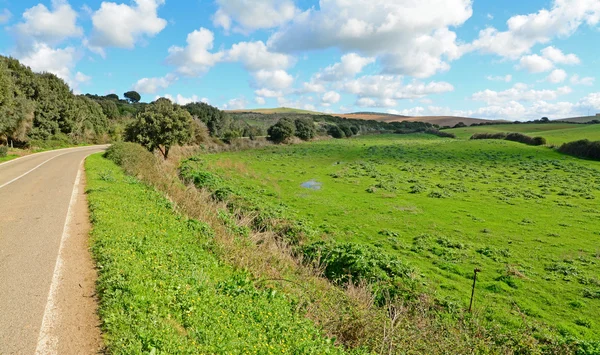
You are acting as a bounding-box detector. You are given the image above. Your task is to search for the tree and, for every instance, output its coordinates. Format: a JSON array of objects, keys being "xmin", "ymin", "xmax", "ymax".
[
  {"xmin": 339, "ymin": 124, "xmax": 353, "ymax": 138},
  {"xmin": 540, "ymin": 117, "xmax": 550, "ymax": 122},
  {"xmin": 183, "ymin": 102, "xmax": 230, "ymax": 137},
  {"xmin": 125, "ymin": 98, "xmax": 192, "ymax": 159},
  {"xmin": 294, "ymin": 118, "xmax": 316, "ymax": 141},
  {"xmin": 267, "ymin": 118, "xmax": 296, "ymax": 144},
  {"xmin": 105, "ymin": 93, "xmax": 119, "ymax": 101},
  {"xmin": 124, "ymin": 91, "xmax": 141, "ymax": 103},
  {"xmin": 327, "ymin": 125, "xmax": 344, "ymax": 139}
]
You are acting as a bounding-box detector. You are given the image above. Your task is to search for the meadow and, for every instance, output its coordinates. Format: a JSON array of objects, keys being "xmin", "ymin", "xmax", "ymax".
[
  {"xmin": 446, "ymin": 123, "xmax": 600, "ymax": 144},
  {"xmin": 185, "ymin": 134, "xmax": 600, "ymax": 342}
]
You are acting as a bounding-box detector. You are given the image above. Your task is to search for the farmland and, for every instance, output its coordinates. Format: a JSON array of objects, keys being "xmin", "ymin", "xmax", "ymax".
[
  {"xmin": 183, "ymin": 134, "xmax": 600, "ymax": 342},
  {"xmin": 446, "ymin": 123, "xmax": 600, "ymax": 145}
]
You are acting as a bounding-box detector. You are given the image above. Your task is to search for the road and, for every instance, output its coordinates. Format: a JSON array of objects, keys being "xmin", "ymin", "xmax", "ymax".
[{"xmin": 0, "ymin": 146, "xmax": 107, "ymax": 354}]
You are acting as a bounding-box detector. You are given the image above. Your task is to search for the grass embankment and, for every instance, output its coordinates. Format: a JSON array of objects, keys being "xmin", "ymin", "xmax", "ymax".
[
  {"xmin": 446, "ymin": 123, "xmax": 600, "ymax": 144},
  {"xmin": 183, "ymin": 134, "xmax": 600, "ymax": 350},
  {"xmin": 85, "ymin": 154, "xmax": 348, "ymax": 354}
]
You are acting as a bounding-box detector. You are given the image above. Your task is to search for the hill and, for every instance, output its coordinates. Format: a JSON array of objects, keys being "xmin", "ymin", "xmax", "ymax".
[
  {"xmin": 556, "ymin": 114, "xmax": 600, "ymax": 123},
  {"xmin": 226, "ymin": 108, "xmax": 505, "ymax": 127}
]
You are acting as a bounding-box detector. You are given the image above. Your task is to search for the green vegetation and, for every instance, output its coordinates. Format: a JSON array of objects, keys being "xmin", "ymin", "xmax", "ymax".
[
  {"xmin": 559, "ymin": 139, "xmax": 600, "ymax": 160},
  {"xmin": 471, "ymin": 132, "xmax": 547, "ymax": 146},
  {"xmin": 86, "ymin": 153, "xmax": 349, "ymax": 354},
  {"xmin": 180, "ymin": 134, "xmax": 600, "ymax": 347},
  {"xmin": 447, "ymin": 123, "xmax": 600, "ymax": 145}
]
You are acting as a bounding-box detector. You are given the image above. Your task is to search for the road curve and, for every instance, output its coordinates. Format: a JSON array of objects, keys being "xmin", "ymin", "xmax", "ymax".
[{"xmin": 0, "ymin": 146, "xmax": 107, "ymax": 354}]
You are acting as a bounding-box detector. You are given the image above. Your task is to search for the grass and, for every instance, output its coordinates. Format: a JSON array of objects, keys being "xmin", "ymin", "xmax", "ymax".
[
  {"xmin": 0, "ymin": 154, "xmax": 19, "ymax": 163},
  {"xmin": 185, "ymin": 134, "xmax": 600, "ymax": 343},
  {"xmin": 446, "ymin": 123, "xmax": 600, "ymax": 144},
  {"xmin": 85, "ymin": 153, "xmax": 351, "ymax": 354}
]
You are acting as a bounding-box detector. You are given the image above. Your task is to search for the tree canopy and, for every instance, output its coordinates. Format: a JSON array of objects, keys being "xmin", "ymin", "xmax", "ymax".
[
  {"xmin": 125, "ymin": 98, "xmax": 193, "ymax": 159},
  {"xmin": 124, "ymin": 91, "xmax": 141, "ymax": 103}
]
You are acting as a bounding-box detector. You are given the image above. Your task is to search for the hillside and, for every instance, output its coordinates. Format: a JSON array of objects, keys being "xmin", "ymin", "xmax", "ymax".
[
  {"xmin": 225, "ymin": 108, "xmax": 505, "ymax": 127},
  {"xmin": 556, "ymin": 114, "xmax": 600, "ymax": 123}
]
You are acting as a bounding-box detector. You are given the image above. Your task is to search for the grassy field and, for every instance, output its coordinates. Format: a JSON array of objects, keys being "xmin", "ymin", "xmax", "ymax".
[
  {"xmin": 85, "ymin": 154, "xmax": 351, "ymax": 354},
  {"xmin": 447, "ymin": 123, "xmax": 600, "ymax": 144},
  {"xmin": 186, "ymin": 134, "xmax": 600, "ymax": 342}
]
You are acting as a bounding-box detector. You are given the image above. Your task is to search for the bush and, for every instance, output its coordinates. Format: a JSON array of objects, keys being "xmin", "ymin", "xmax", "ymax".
[
  {"xmin": 339, "ymin": 125, "xmax": 354, "ymax": 138},
  {"xmin": 0, "ymin": 145, "xmax": 7, "ymax": 157},
  {"xmin": 470, "ymin": 132, "xmax": 546, "ymax": 146},
  {"xmin": 103, "ymin": 142, "xmax": 157, "ymax": 176},
  {"xmin": 327, "ymin": 125, "xmax": 345, "ymax": 139},
  {"xmin": 425, "ymin": 129, "xmax": 455, "ymax": 138},
  {"xmin": 267, "ymin": 118, "xmax": 296, "ymax": 144},
  {"xmin": 559, "ymin": 139, "xmax": 600, "ymax": 161},
  {"xmin": 294, "ymin": 118, "xmax": 316, "ymax": 141},
  {"xmin": 470, "ymin": 132, "xmax": 508, "ymax": 140}
]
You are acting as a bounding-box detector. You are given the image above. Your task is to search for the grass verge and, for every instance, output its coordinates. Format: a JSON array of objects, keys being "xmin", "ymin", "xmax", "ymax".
[{"xmin": 85, "ymin": 153, "xmax": 349, "ymax": 354}]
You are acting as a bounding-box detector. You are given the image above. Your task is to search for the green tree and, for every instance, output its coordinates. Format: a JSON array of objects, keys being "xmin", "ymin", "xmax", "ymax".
[
  {"xmin": 124, "ymin": 91, "xmax": 141, "ymax": 103},
  {"xmin": 327, "ymin": 125, "xmax": 344, "ymax": 139},
  {"xmin": 294, "ymin": 117, "xmax": 316, "ymax": 141},
  {"xmin": 125, "ymin": 98, "xmax": 192, "ymax": 159},
  {"xmin": 105, "ymin": 93, "xmax": 119, "ymax": 101},
  {"xmin": 183, "ymin": 102, "xmax": 230, "ymax": 137},
  {"xmin": 267, "ymin": 118, "xmax": 296, "ymax": 144}
]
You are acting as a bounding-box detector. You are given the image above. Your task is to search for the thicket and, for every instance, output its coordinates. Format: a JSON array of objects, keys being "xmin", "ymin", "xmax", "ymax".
[
  {"xmin": 558, "ymin": 139, "xmax": 600, "ymax": 160},
  {"xmin": 471, "ymin": 132, "xmax": 547, "ymax": 146}
]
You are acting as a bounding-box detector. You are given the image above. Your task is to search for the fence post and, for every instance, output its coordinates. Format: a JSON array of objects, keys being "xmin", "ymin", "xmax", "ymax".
[{"xmin": 469, "ymin": 268, "xmax": 481, "ymax": 313}]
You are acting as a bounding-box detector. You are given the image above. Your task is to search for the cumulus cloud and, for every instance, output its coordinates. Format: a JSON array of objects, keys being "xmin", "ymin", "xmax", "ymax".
[
  {"xmin": 13, "ymin": 0, "xmax": 82, "ymax": 46},
  {"xmin": 467, "ymin": 0, "xmax": 600, "ymax": 59},
  {"xmin": 518, "ymin": 54, "xmax": 554, "ymax": 73},
  {"xmin": 570, "ymin": 74, "xmax": 595, "ymax": 86},
  {"xmin": 18, "ymin": 42, "xmax": 83, "ymax": 86},
  {"xmin": 268, "ymin": 0, "xmax": 473, "ymax": 77},
  {"xmin": 540, "ymin": 46, "xmax": 581, "ymax": 65},
  {"xmin": 252, "ymin": 69, "xmax": 294, "ymax": 90},
  {"xmin": 546, "ymin": 69, "xmax": 567, "ymax": 83},
  {"xmin": 158, "ymin": 94, "xmax": 208, "ymax": 105},
  {"xmin": 471, "ymin": 83, "xmax": 572, "ymax": 105},
  {"xmin": 254, "ymin": 88, "xmax": 283, "ymax": 98},
  {"xmin": 255, "ymin": 97, "xmax": 266, "ymax": 105},
  {"xmin": 314, "ymin": 53, "xmax": 375, "ymax": 82},
  {"xmin": 133, "ymin": 74, "xmax": 177, "ymax": 94},
  {"xmin": 167, "ymin": 28, "xmax": 224, "ymax": 76},
  {"xmin": 225, "ymin": 41, "xmax": 293, "ymax": 71},
  {"xmin": 322, "ymin": 91, "xmax": 341, "ymax": 105},
  {"xmin": 342, "ymin": 75, "xmax": 454, "ymax": 101},
  {"xmin": 213, "ymin": 0, "xmax": 297, "ymax": 32},
  {"xmin": 222, "ymin": 97, "xmax": 248, "ymax": 110},
  {"xmin": 90, "ymin": 0, "xmax": 167, "ymax": 49},
  {"xmin": 486, "ymin": 74, "xmax": 512, "ymax": 82}
]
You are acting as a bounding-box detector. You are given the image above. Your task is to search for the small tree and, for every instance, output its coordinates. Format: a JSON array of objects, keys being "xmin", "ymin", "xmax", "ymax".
[
  {"xmin": 540, "ymin": 117, "xmax": 550, "ymax": 122},
  {"xmin": 327, "ymin": 125, "xmax": 344, "ymax": 139},
  {"xmin": 294, "ymin": 117, "xmax": 316, "ymax": 141},
  {"xmin": 267, "ymin": 118, "xmax": 296, "ymax": 144},
  {"xmin": 125, "ymin": 98, "xmax": 192, "ymax": 159},
  {"xmin": 339, "ymin": 124, "xmax": 353, "ymax": 138},
  {"xmin": 124, "ymin": 91, "xmax": 141, "ymax": 103}
]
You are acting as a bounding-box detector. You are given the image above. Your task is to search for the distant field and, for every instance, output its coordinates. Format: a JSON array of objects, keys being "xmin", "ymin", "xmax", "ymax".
[
  {"xmin": 227, "ymin": 107, "xmax": 324, "ymax": 115},
  {"xmin": 188, "ymin": 135, "xmax": 600, "ymax": 341},
  {"xmin": 447, "ymin": 123, "xmax": 600, "ymax": 144}
]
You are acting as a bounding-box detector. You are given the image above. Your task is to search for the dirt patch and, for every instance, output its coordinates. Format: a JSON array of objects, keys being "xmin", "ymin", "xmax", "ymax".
[{"xmin": 55, "ymin": 166, "xmax": 103, "ymax": 354}]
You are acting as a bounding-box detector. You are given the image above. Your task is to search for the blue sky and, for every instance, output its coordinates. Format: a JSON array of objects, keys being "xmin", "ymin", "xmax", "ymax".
[{"xmin": 0, "ymin": 0, "xmax": 599, "ymax": 120}]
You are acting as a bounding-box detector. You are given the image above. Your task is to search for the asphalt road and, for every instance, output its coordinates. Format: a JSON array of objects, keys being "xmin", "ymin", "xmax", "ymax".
[{"xmin": 0, "ymin": 146, "xmax": 107, "ymax": 354}]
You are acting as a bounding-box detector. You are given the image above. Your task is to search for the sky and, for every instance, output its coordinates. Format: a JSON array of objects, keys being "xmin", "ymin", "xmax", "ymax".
[{"xmin": 0, "ymin": 0, "xmax": 599, "ymax": 120}]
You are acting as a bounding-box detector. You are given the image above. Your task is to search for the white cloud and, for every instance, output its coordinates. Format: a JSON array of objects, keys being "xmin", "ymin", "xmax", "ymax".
[
  {"xmin": 213, "ymin": 0, "xmax": 297, "ymax": 32},
  {"xmin": 252, "ymin": 69, "xmax": 294, "ymax": 90},
  {"xmin": 222, "ymin": 97, "xmax": 248, "ymax": 110},
  {"xmin": 577, "ymin": 92, "xmax": 600, "ymax": 110},
  {"xmin": 0, "ymin": 9, "xmax": 12, "ymax": 24},
  {"xmin": 570, "ymin": 74, "xmax": 595, "ymax": 86},
  {"xmin": 254, "ymin": 88, "xmax": 283, "ymax": 98},
  {"xmin": 486, "ymin": 74, "xmax": 512, "ymax": 82},
  {"xmin": 342, "ymin": 75, "xmax": 454, "ymax": 100},
  {"xmin": 315, "ymin": 53, "xmax": 375, "ymax": 82},
  {"xmin": 225, "ymin": 41, "xmax": 293, "ymax": 71},
  {"xmin": 546, "ymin": 69, "xmax": 567, "ymax": 83},
  {"xmin": 471, "ymin": 83, "xmax": 572, "ymax": 105},
  {"xmin": 300, "ymin": 81, "xmax": 326, "ymax": 93},
  {"xmin": 518, "ymin": 54, "xmax": 554, "ymax": 73},
  {"xmin": 356, "ymin": 98, "xmax": 377, "ymax": 107},
  {"xmin": 268, "ymin": 0, "xmax": 473, "ymax": 77},
  {"xmin": 467, "ymin": 0, "xmax": 600, "ymax": 59},
  {"xmin": 74, "ymin": 71, "xmax": 91, "ymax": 84},
  {"xmin": 322, "ymin": 91, "xmax": 341, "ymax": 105},
  {"xmin": 487, "ymin": 13, "xmax": 494, "ymax": 20},
  {"xmin": 388, "ymin": 107, "xmax": 426, "ymax": 116},
  {"xmin": 167, "ymin": 28, "xmax": 224, "ymax": 76},
  {"xmin": 13, "ymin": 0, "xmax": 82, "ymax": 46},
  {"xmin": 159, "ymin": 94, "xmax": 208, "ymax": 106},
  {"xmin": 133, "ymin": 74, "xmax": 177, "ymax": 94},
  {"xmin": 540, "ymin": 46, "xmax": 581, "ymax": 65},
  {"xmin": 90, "ymin": 0, "xmax": 167, "ymax": 49},
  {"xmin": 18, "ymin": 43, "xmax": 81, "ymax": 86},
  {"xmin": 255, "ymin": 97, "xmax": 266, "ymax": 105}
]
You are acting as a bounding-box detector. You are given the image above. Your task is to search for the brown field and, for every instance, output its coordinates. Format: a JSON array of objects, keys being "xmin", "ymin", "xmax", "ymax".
[{"xmin": 334, "ymin": 113, "xmax": 504, "ymax": 127}]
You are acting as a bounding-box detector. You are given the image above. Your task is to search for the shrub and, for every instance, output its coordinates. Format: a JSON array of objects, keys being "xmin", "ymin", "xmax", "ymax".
[
  {"xmin": 327, "ymin": 125, "xmax": 345, "ymax": 139},
  {"xmin": 425, "ymin": 129, "xmax": 456, "ymax": 138},
  {"xmin": 470, "ymin": 132, "xmax": 508, "ymax": 140},
  {"xmin": 0, "ymin": 145, "xmax": 7, "ymax": 157},
  {"xmin": 103, "ymin": 142, "xmax": 158, "ymax": 177},
  {"xmin": 559, "ymin": 139, "xmax": 600, "ymax": 161},
  {"xmin": 267, "ymin": 118, "xmax": 296, "ymax": 144},
  {"xmin": 339, "ymin": 125, "xmax": 354, "ymax": 138},
  {"xmin": 470, "ymin": 132, "xmax": 546, "ymax": 146},
  {"xmin": 294, "ymin": 118, "xmax": 316, "ymax": 141}
]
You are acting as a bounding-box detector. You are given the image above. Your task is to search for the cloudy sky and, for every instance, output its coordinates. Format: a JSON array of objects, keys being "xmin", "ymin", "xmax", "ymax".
[{"xmin": 0, "ymin": 0, "xmax": 599, "ymax": 120}]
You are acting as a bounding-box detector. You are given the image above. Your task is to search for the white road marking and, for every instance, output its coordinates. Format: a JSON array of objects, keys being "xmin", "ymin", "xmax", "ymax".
[
  {"xmin": 0, "ymin": 152, "xmax": 71, "ymax": 190},
  {"xmin": 34, "ymin": 160, "xmax": 84, "ymax": 355}
]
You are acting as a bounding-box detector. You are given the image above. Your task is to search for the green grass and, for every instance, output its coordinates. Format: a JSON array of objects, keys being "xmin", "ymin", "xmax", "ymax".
[
  {"xmin": 186, "ymin": 134, "xmax": 600, "ymax": 342},
  {"xmin": 447, "ymin": 123, "xmax": 600, "ymax": 144},
  {"xmin": 85, "ymin": 154, "xmax": 352, "ymax": 354},
  {"xmin": 0, "ymin": 154, "xmax": 19, "ymax": 163}
]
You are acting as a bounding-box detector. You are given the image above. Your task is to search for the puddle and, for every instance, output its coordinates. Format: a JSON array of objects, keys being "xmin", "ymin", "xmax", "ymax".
[{"xmin": 301, "ymin": 180, "xmax": 322, "ymax": 190}]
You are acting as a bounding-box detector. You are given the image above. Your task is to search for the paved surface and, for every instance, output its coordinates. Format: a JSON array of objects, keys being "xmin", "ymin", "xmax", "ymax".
[{"xmin": 0, "ymin": 146, "xmax": 106, "ymax": 354}]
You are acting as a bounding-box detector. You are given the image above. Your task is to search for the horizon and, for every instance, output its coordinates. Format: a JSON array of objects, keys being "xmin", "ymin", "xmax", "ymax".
[{"xmin": 0, "ymin": 0, "xmax": 599, "ymax": 121}]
